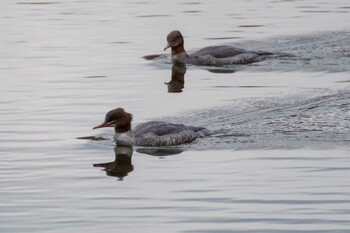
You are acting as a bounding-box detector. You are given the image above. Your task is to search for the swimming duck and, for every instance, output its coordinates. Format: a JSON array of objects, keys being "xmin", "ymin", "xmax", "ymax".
[
  {"xmin": 93, "ymin": 108, "xmax": 209, "ymax": 146},
  {"xmin": 164, "ymin": 30, "xmax": 277, "ymax": 66}
]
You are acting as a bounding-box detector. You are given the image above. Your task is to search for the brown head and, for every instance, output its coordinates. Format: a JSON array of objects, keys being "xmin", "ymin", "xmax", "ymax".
[
  {"xmin": 93, "ymin": 108, "xmax": 133, "ymax": 133},
  {"xmin": 164, "ymin": 30, "xmax": 186, "ymax": 55}
]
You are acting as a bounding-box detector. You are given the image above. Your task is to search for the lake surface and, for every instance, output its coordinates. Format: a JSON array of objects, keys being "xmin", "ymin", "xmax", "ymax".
[{"xmin": 1, "ymin": 0, "xmax": 350, "ymax": 232}]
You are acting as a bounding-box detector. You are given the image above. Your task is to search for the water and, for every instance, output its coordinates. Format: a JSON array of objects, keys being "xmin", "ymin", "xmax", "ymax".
[{"xmin": 1, "ymin": 0, "xmax": 350, "ymax": 232}]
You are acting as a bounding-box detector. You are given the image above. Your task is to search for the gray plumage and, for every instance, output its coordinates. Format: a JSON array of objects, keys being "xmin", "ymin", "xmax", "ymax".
[
  {"xmin": 174, "ymin": 46, "xmax": 276, "ymax": 66},
  {"xmin": 115, "ymin": 121, "xmax": 210, "ymax": 147}
]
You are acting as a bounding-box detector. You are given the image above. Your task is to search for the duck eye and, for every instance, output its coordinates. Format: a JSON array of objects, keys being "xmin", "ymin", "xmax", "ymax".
[{"xmin": 106, "ymin": 115, "xmax": 118, "ymax": 122}]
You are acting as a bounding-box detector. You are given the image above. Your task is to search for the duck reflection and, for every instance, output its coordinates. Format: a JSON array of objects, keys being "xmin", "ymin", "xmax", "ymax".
[
  {"xmin": 136, "ymin": 147, "xmax": 183, "ymax": 156},
  {"xmin": 165, "ymin": 64, "xmax": 186, "ymax": 93},
  {"xmin": 93, "ymin": 146, "xmax": 134, "ymax": 181},
  {"xmin": 93, "ymin": 145, "xmax": 183, "ymax": 180},
  {"xmin": 164, "ymin": 64, "xmax": 236, "ymax": 93}
]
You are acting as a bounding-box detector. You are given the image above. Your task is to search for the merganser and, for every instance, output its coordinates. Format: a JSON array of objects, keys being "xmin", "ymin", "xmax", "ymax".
[
  {"xmin": 164, "ymin": 30, "xmax": 278, "ymax": 66},
  {"xmin": 93, "ymin": 108, "xmax": 210, "ymax": 147}
]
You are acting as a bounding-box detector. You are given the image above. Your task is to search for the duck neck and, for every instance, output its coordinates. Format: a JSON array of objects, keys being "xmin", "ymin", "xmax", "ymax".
[
  {"xmin": 171, "ymin": 44, "xmax": 187, "ymax": 56},
  {"xmin": 114, "ymin": 129, "xmax": 133, "ymax": 146},
  {"xmin": 114, "ymin": 115, "xmax": 132, "ymax": 133},
  {"xmin": 115, "ymin": 124, "xmax": 131, "ymax": 133}
]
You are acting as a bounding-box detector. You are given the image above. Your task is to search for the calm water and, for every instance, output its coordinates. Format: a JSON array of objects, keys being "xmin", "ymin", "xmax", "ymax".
[{"xmin": 1, "ymin": 0, "xmax": 350, "ymax": 232}]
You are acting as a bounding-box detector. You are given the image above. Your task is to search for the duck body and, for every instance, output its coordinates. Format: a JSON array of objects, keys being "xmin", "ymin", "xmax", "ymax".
[
  {"xmin": 93, "ymin": 108, "xmax": 209, "ymax": 147},
  {"xmin": 164, "ymin": 30, "xmax": 281, "ymax": 66},
  {"xmin": 116, "ymin": 121, "xmax": 209, "ymax": 147}
]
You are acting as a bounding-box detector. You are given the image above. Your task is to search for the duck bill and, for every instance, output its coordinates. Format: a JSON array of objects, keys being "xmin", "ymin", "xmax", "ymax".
[
  {"xmin": 92, "ymin": 122, "xmax": 108, "ymax": 130},
  {"xmin": 164, "ymin": 43, "xmax": 171, "ymax": 51}
]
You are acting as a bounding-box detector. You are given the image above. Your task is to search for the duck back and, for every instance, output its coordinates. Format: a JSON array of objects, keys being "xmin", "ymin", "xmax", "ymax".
[{"xmin": 131, "ymin": 121, "xmax": 209, "ymax": 147}]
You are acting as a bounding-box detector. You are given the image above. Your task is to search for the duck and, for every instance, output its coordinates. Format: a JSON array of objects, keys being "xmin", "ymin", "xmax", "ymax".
[
  {"xmin": 164, "ymin": 30, "xmax": 279, "ymax": 66},
  {"xmin": 93, "ymin": 108, "xmax": 210, "ymax": 147}
]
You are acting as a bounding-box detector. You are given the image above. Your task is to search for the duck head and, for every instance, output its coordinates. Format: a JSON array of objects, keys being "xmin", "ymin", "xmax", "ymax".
[
  {"xmin": 93, "ymin": 108, "xmax": 133, "ymax": 133},
  {"xmin": 164, "ymin": 30, "xmax": 186, "ymax": 55}
]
